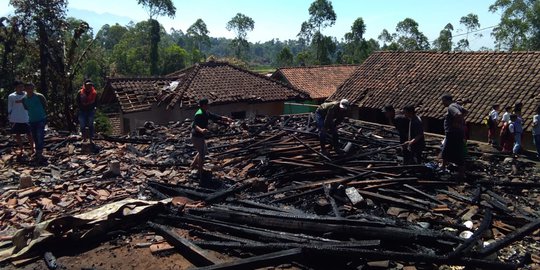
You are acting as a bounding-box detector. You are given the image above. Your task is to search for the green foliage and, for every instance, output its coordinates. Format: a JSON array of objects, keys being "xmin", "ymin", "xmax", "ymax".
[
  {"xmin": 396, "ymin": 18, "xmax": 430, "ymax": 50},
  {"xmin": 187, "ymin": 19, "xmax": 210, "ymax": 51},
  {"xmin": 342, "ymin": 17, "xmax": 376, "ymax": 63},
  {"xmin": 299, "ymin": 0, "xmax": 337, "ymax": 63},
  {"xmin": 433, "ymin": 23, "xmax": 454, "ymax": 51},
  {"xmin": 276, "ymin": 47, "xmax": 294, "ymax": 67},
  {"xmin": 161, "ymin": 44, "xmax": 188, "ymax": 74},
  {"xmin": 455, "ymin": 13, "xmax": 481, "ymax": 51},
  {"xmin": 226, "ymin": 13, "xmax": 255, "ymax": 59},
  {"xmin": 94, "ymin": 109, "xmax": 112, "ymax": 135},
  {"xmin": 137, "ymin": 0, "xmax": 176, "ymax": 19},
  {"xmin": 489, "ymin": 0, "xmax": 539, "ymax": 50}
]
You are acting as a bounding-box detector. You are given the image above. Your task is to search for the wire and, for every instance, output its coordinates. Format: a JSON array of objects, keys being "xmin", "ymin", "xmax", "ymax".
[{"xmin": 451, "ymin": 25, "xmax": 498, "ymax": 38}]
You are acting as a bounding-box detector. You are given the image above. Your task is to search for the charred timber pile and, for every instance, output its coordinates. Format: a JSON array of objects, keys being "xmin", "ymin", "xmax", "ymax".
[{"xmin": 1, "ymin": 114, "xmax": 539, "ymax": 269}]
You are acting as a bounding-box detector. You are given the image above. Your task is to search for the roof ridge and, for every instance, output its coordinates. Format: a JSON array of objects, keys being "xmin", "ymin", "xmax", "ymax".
[{"xmin": 276, "ymin": 64, "xmax": 359, "ymax": 71}]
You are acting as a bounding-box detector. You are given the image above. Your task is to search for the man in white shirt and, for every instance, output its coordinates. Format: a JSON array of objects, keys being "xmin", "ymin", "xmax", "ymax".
[
  {"xmin": 488, "ymin": 104, "xmax": 500, "ymax": 145},
  {"xmin": 7, "ymin": 80, "xmax": 33, "ymax": 156},
  {"xmin": 501, "ymin": 106, "xmax": 511, "ymax": 124}
]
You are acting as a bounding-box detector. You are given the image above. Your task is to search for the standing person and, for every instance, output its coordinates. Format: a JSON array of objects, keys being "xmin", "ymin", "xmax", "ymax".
[
  {"xmin": 509, "ymin": 114, "xmax": 523, "ymax": 156},
  {"xmin": 22, "ymin": 82, "xmax": 47, "ymax": 162},
  {"xmin": 7, "ymin": 80, "xmax": 33, "ymax": 156},
  {"xmin": 190, "ymin": 98, "xmax": 232, "ymax": 177},
  {"xmin": 440, "ymin": 94, "xmax": 468, "ymax": 180},
  {"xmin": 501, "ymin": 106, "xmax": 512, "ymax": 124},
  {"xmin": 532, "ymin": 105, "xmax": 540, "ymax": 159},
  {"xmin": 382, "ymin": 105, "xmax": 410, "ymax": 162},
  {"xmin": 500, "ymin": 120, "xmax": 514, "ymax": 153},
  {"xmin": 487, "ymin": 104, "xmax": 500, "ymax": 145},
  {"xmin": 77, "ymin": 79, "xmax": 98, "ymax": 143},
  {"xmin": 315, "ymin": 99, "xmax": 350, "ymax": 155},
  {"xmin": 403, "ymin": 105, "xmax": 425, "ymax": 164}
]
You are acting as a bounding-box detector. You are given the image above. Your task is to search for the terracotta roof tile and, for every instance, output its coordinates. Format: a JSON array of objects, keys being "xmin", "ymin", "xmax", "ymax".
[
  {"xmin": 330, "ymin": 51, "xmax": 540, "ymax": 129},
  {"xmin": 105, "ymin": 77, "xmax": 178, "ymax": 113},
  {"xmin": 271, "ymin": 65, "xmax": 358, "ymax": 99},
  {"xmin": 160, "ymin": 61, "xmax": 308, "ymax": 110}
]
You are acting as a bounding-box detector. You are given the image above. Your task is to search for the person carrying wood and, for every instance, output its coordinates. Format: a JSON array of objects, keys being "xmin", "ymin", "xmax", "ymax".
[
  {"xmin": 77, "ymin": 79, "xmax": 98, "ymax": 144},
  {"xmin": 315, "ymin": 99, "xmax": 349, "ymax": 155},
  {"xmin": 190, "ymin": 98, "xmax": 232, "ymax": 178}
]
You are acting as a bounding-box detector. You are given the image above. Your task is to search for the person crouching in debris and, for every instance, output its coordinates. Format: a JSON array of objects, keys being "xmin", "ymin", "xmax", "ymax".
[
  {"xmin": 403, "ymin": 105, "xmax": 425, "ymax": 164},
  {"xmin": 77, "ymin": 79, "xmax": 97, "ymax": 144},
  {"xmin": 509, "ymin": 114, "xmax": 523, "ymax": 156},
  {"xmin": 440, "ymin": 94, "xmax": 467, "ymax": 180},
  {"xmin": 315, "ymin": 99, "xmax": 350, "ymax": 155},
  {"xmin": 190, "ymin": 98, "xmax": 232, "ymax": 177}
]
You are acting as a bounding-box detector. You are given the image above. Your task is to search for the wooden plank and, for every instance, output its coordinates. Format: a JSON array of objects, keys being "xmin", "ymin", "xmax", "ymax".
[
  {"xmin": 192, "ymin": 248, "xmax": 302, "ymax": 270},
  {"xmin": 147, "ymin": 222, "xmax": 221, "ymax": 267}
]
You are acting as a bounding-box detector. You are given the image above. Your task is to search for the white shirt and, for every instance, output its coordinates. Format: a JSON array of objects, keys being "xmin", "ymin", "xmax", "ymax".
[
  {"xmin": 533, "ymin": 115, "xmax": 540, "ymax": 136},
  {"xmin": 8, "ymin": 91, "xmax": 29, "ymax": 123},
  {"xmin": 489, "ymin": 110, "xmax": 499, "ymax": 121},
  {"xmin": 501, "ymin": 112, "xmax": 510, "ymax": 123}
]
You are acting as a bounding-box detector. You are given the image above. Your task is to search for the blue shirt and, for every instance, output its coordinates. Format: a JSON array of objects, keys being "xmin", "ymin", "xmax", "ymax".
[{"xmin": 23, "ymin": 93, "xmax": 47, "ymax": 122}]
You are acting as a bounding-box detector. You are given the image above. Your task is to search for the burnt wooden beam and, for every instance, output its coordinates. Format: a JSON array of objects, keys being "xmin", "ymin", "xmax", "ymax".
[
  {"xmin": 323, "ymin": 184, "xmax": 341, "ymax": 218},
  {"xmin": 449, "ymin": 209, "xmax": 493, "ymax": 258},
  {"xmin": 357, "ymin": 190, "xmax": 429, "ymax": 211},
  {"xmin": 191, "ymin": 248, "xmax": 303, "ymax": 270},
  {"xmin": 205, "ymin": 181, "xmax": 254, "ymax": 204},
  {"xmin": 193, "ymin": 240, "xmax": 380, "ymax": 252},
  {"xmin": 477, "ymin": 218, "xmax": 540, "ymax": 257},
  {"xmin": 303, "ymin": 247, "xmax": 519, "ymax": 270},
  {"xmin": 147, "ymin": 221, "xmax": 220, "ymax": 267},
  {"xmin": 403, "ymin": 184, "xmax": 446, "ymax": 205}
]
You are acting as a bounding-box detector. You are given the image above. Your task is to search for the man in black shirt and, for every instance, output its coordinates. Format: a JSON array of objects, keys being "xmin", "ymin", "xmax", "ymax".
[
  {"xmin": 190, "ymin": 98, "xmax": 232, "ymax": 176},
  {"xmin": 382, "ymin": 105, "xmax": 410, "ymax": 163},
  {"xmin": 315, "ymin": 99, "xmax": 349, "ymax": 155},
  {"xmin": 441, "ymin": 94, "xmax": 467, "ymax": 180},
  {"xmin": 403, "ymin": 105, "xmax": 425, "ymax": 164}
]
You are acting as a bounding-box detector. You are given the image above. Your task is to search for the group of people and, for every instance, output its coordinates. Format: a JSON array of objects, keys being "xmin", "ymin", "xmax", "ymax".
[
  {"xmin": 487, "ymin": 103, "xmax": 540, "ymax": 158},
  {"xmin": 7, "ymin": 81, "xmax": 47, "ymax": 162},
  {"xmin": 7, "ymin": 79, "xmax": 98, "ymax": 163}
]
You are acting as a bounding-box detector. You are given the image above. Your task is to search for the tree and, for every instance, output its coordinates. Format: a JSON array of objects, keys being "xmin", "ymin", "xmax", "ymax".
[
  {"xmin": 96, "ymin": 23, "xmax": 128, "ymax": 51},
  {"xmin": 187, "ymin": 19, "xmax": 210, "ymax": 51},
  {"xmin": 455, "ymin": 13, "xmax": 481, "ymax": 51},
  {"xmin": 489, "ymin": 0, "xmax": 540, "ymax": 50},
  {"xmin": 298, "ymin": 0, "xmax": 337, "ymax": 62},
  {"xmin": 137, "ymin": 0, "xmax": 176, "ymax": 75},
  {"xmin": 395, "ymin": 18, "xmax": 430, "ymax": 50},
  {"xmin": 433, "ymin": 23, "xmax": 454, "ymax": 51},
  {"xmin": 343, "ymin": 17, "xmax": 374, "ymax": 63},
  {"xmin": 276, "ymin": 47, "xmax": 294, "ymax": 67},
  {"xmin": 378, "ymin": 29, "xmax": 399, "ymax": 50},
  {"xmin": 10, "ymin": 0, "xmax": 68, "ymax": 97},
  {"xmin": 226, "ymin": 13, "xmax": 255, "ymax": 59},
  {"xmin": 161, "ymin": 44, "xmax": 188, "ymax": 74}
]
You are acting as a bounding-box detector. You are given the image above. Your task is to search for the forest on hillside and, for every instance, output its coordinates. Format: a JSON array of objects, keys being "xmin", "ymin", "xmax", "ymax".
[{"xmin": 1, "ymin": 0, "xmax": 540, "ymax": 130}]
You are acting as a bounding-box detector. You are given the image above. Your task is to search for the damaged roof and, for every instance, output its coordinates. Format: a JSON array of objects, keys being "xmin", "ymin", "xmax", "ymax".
[
  {"xmin": 103, "ymin": 77, "xmax": 179, "ymax": 114},
  {"xmin": 159, "ymin": 61, "xmax": 308, "ymax": 110},
  {"xmin": 329, "ymin": 51, "xmax": 540, "ymax": 129},
  {"xmin": 271, "ymin": 65, "xmax": 358, "ymax": 99}
]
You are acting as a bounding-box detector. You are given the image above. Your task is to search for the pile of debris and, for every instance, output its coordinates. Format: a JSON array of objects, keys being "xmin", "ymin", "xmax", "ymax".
[{"xmin": 1, "ymin": 114, "xmax": 539, "ymax": 269}]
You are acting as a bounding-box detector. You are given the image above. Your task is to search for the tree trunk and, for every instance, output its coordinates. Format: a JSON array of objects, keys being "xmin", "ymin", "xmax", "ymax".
[
  {"xmin": 149, "ymin": 19, "xmax": 160, "ymax": 75},
  {"xmin": 37, "ymin": 21, "xmax": 49, "ymax": 97}
]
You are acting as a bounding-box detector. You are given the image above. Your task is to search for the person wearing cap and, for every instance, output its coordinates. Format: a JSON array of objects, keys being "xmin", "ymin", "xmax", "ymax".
[
  {"xmin": 190, "ymin": 98, "xmax": 232, "ymax": 177},
  {"xmin": 22, "ymin": 82, "xmax": 47, "ymax": 162},
  {"xmin": 7, "ymin": 80, "xmax": 33, "ymax": 157},
  {"xmin": 440, "ymin": 93, "xmax": 467, "ymax": 180},
  {"xmin": 77, "ymin": 79, "xmax": 98, "ymax": 143},
  {"xmin": 315, "ymin": 99, "xmax": 350, "ymax": 155},
  {"xmin": 402, "ymin": 105, "xmax": 425, "ymax": 164}
]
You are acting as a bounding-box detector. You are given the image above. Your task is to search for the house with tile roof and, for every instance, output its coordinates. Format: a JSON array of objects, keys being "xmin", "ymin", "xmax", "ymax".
[
  {"xmin": 101, "ymin": 61, "xmax": 308, "ymax": 133},
  {"xmin": 271, "ymin": 65, "xmax": 359, "ymax": 101},
  {"xmin": 329, "ymin": 51, "xmax": 540, "ymax": 147}
]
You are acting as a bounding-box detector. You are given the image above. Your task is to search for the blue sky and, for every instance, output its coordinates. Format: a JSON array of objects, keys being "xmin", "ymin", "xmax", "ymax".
[{"xmin": 1, "ymin": 0, "xmax": 501, "ymax": 49}]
